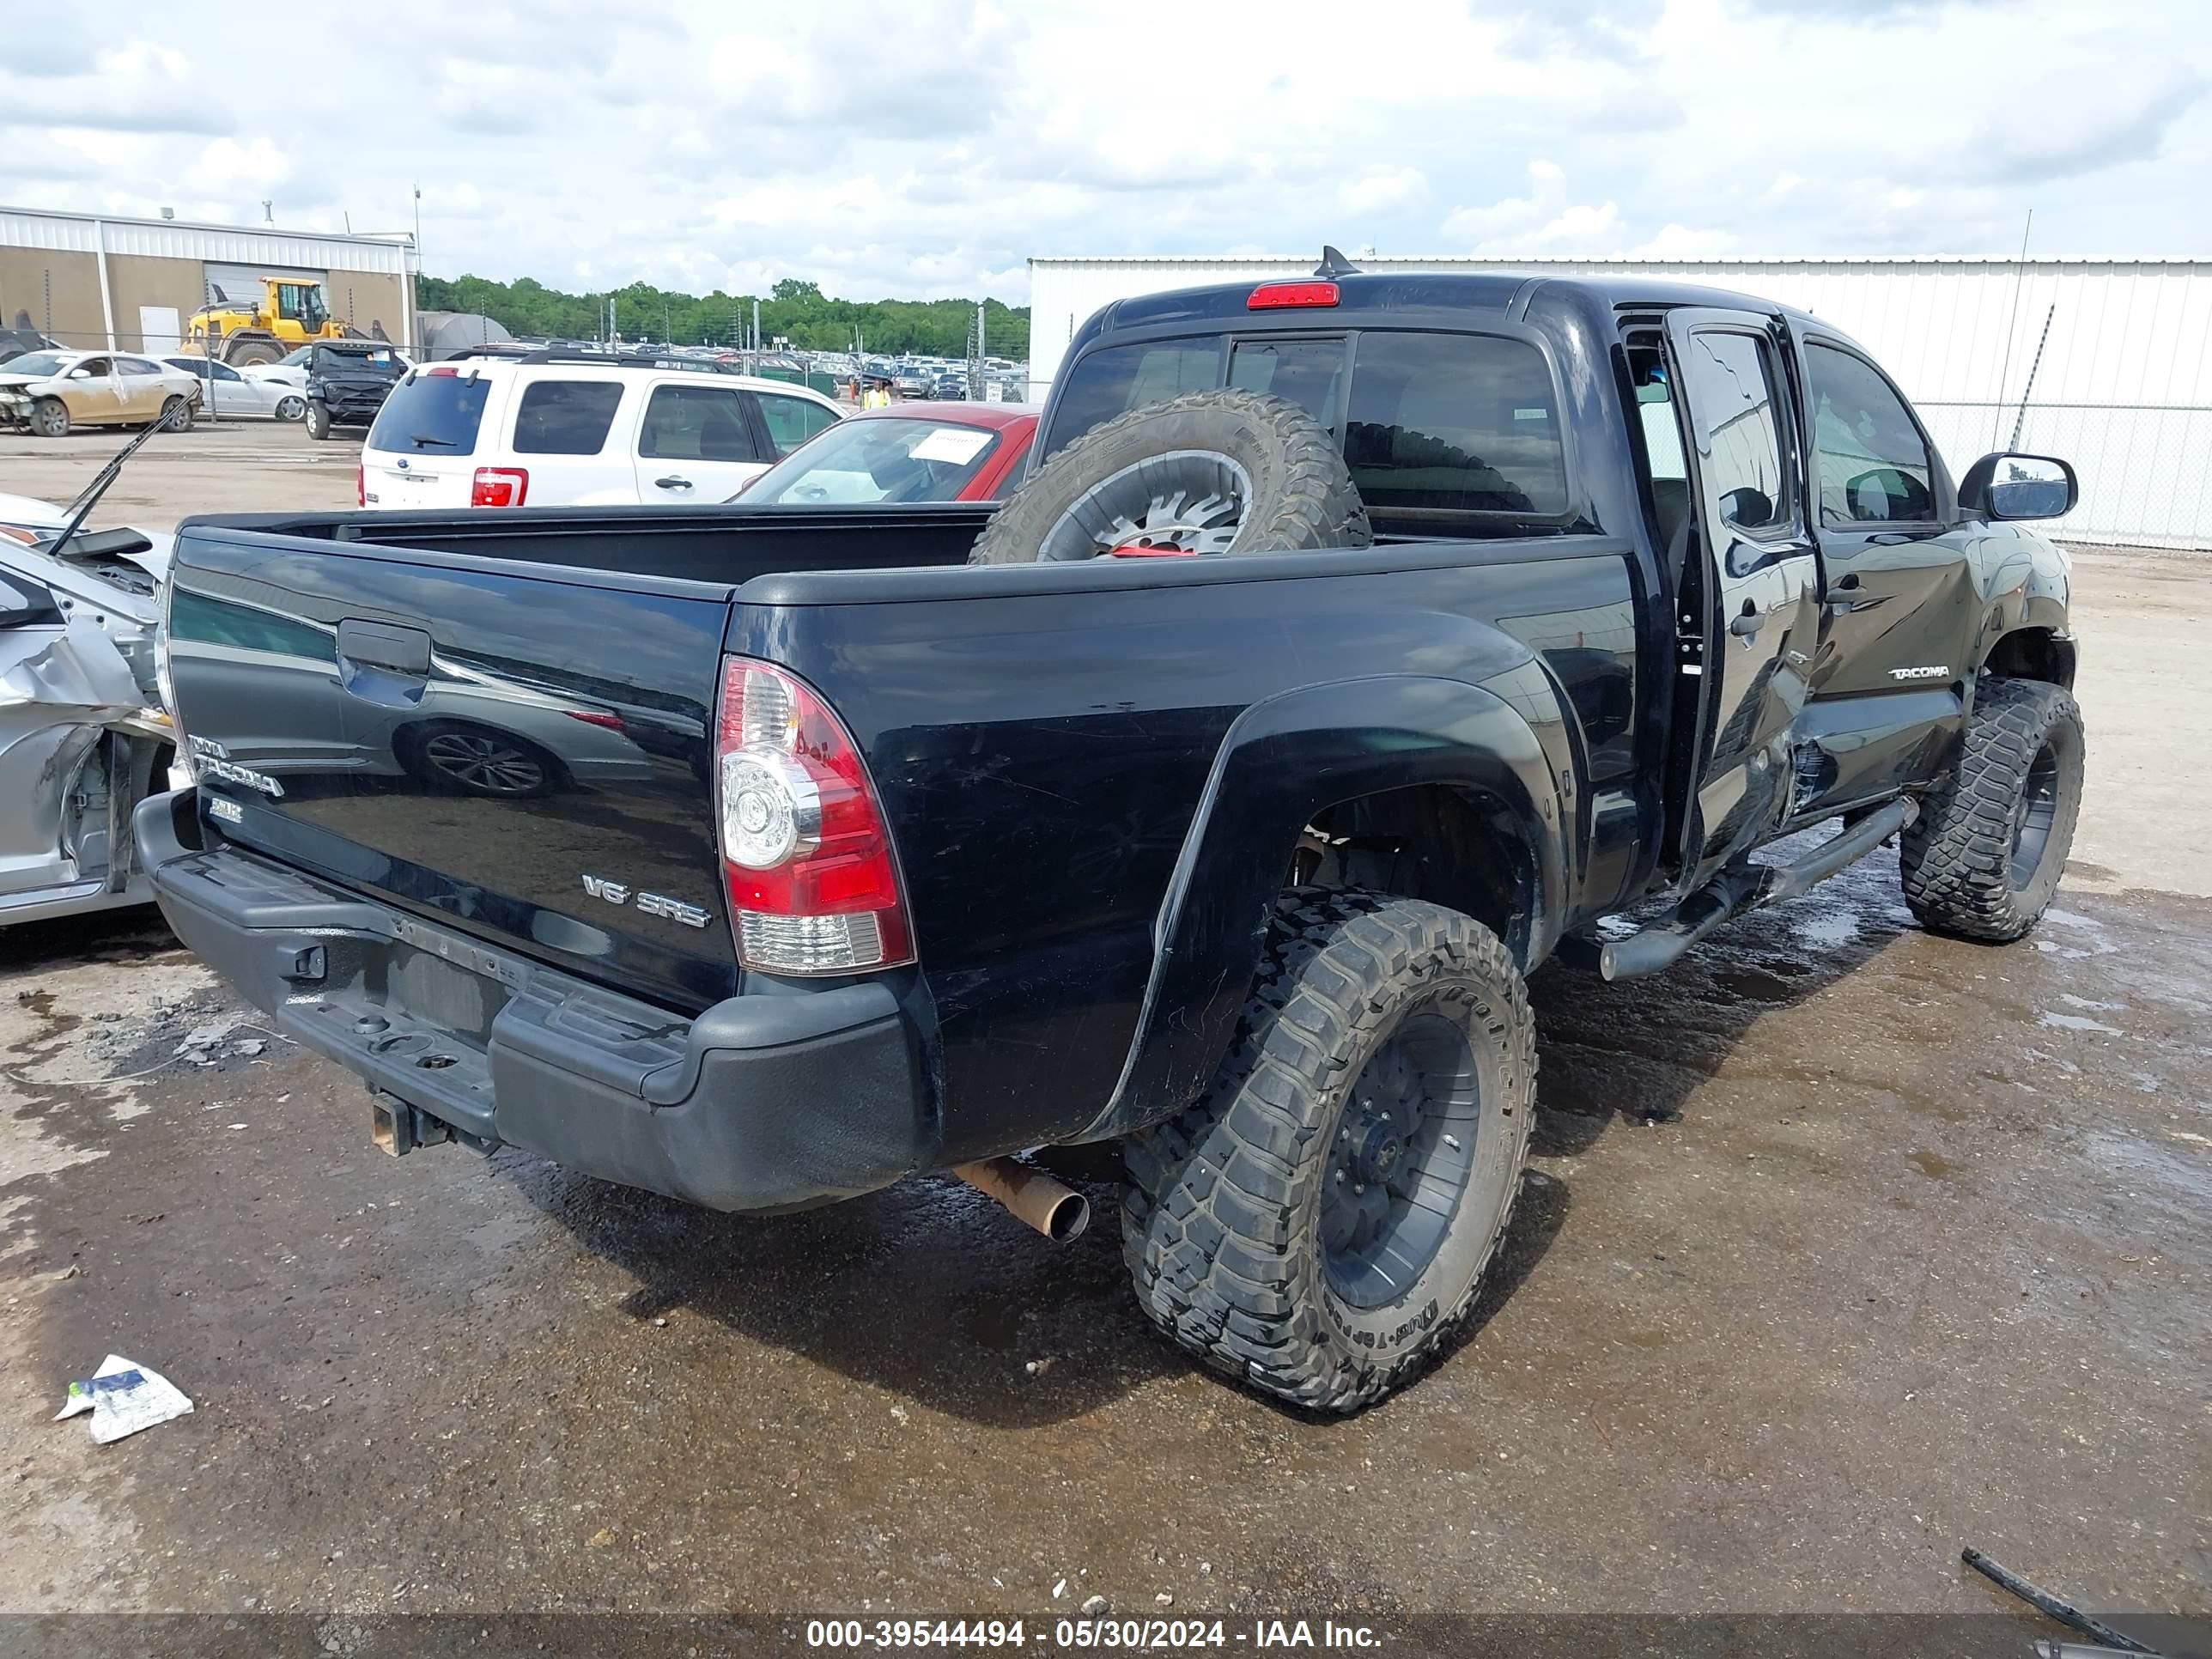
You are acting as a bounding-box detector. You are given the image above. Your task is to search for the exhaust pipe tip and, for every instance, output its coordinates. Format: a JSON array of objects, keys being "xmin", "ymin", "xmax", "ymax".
[
  {"xmin": 1039, "ymin": 1188, "xmax": 1091, "ymax": 1243},
  {"xmin": 954, "ymin": 1157, "xmax": 1091, "ymax": 1243}
]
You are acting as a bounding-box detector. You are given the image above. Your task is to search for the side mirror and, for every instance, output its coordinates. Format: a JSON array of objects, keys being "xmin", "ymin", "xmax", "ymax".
[
  {"xmin": 67, "ymin": 367, "xmax": 94, "ymax": 380},
  {"xmin": 1960, "ymin": 452, "xmax": 2076, "ymax": 521}
]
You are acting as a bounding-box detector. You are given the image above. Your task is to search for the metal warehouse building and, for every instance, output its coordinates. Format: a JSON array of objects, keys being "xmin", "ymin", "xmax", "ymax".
[
  {"xmin": 1029, "ymin": 254, "xmax": 2212, "ymax": 550},
  {"xmin": 0, "ymin": 205, "xmax": 413, "ymax": 360}
]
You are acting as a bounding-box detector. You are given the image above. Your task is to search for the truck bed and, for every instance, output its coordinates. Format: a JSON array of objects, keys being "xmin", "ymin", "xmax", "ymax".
[{"xmin": 163, "ymin": 501, "xmax": 1649, "ymax": 1164}]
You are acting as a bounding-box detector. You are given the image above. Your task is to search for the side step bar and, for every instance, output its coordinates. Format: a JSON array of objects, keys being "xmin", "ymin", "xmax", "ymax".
[{"xmin": 1563, "ymin": 798, "xmax": 1919, "ymax": 982}]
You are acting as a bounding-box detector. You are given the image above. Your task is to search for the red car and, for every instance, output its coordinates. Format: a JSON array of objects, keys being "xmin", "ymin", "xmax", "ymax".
[{"xmin": 734, "ymin": 402, "xmax": 1039, "ymax": 505}]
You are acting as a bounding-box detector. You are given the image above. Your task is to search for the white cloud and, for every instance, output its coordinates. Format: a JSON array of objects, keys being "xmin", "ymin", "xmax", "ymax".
[
  {"xmin": 1631, "ymin": 222, "xmax": 1740, "ymax": 258},
  {"xmin": 0, "ymin": 0, "xmax": 2202, "ymax": 304},
  {"xmin": 1337, "ymin": 169, "xmax": 1430, "ymax": 216},
  {"xmin": 194, "ymin": 137, "xmax": 292, "ymax": 191},
  {"xmin": 1529, "ymin": 201, "xmax": 1620, "ymax": 247}
]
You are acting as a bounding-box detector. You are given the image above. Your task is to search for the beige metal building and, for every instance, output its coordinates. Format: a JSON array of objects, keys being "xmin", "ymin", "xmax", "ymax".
[{"xmin": 0, "ymin": 205, "xmax": 413, "ymax": 356}]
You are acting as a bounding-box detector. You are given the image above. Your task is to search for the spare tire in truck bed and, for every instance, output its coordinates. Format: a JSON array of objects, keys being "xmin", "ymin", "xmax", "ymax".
[{"xmin": 967, "ymin": 388, "xmax": 1372, "ymax": 564}]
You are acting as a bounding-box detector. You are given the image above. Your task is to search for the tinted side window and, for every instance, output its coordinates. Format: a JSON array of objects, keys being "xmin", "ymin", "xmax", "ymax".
[
  {"xmin": 118, "ymin": 357, "xmax": 162, "ymax": 376},
  {"xmin": 1678, "ymin": 331, "xmax": 1790, "ymax": 532},
  {"xmin": 1342, "ymin": 332, "xmax": 1566, "ymax": 514},
  {"xmin": 756, "ymin": 392, "xmax": 840, "ymax": 456},
  {"xmin": 77, "ymin": 357, "xmax": 112, "ymax": 377},
  {"xmin": 1042, "ymin": 338, "xmax": 1221, "ymax": 457},
  {"xmin": 511, "ymin": 380, "xmax": 624, "ymax": 455},
  {"xmin": 639, "ymin": 385, "xmax": 757, "ymax": 462},
  {"xmin": 1807, "ymin": 343, "xmax": 1935, "ymax": 524}
]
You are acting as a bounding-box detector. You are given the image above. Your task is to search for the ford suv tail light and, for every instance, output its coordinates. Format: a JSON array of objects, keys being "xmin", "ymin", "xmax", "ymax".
[
  {"xmin": 471, "ymin": 466, "xmax": 529, "ymax": 507},
  {"xmin": 714, "ymin": 657, "xmax": 913, "ymax": 975}
]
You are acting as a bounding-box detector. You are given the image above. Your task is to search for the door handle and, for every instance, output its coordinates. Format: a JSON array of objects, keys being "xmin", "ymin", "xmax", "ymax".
[
  {"xmin": 654, "ymin": 475, "xmax": 694, "ymax": 490},
  {"xmin": 1729, "ymin": 600, "xmax": 1764, "ymax": 639}
]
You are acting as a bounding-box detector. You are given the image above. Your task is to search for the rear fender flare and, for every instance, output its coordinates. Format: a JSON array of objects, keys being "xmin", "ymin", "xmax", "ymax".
[{"xmin": 1073, "ymin": 674, "xmax": 1566, "ymax": 1142}]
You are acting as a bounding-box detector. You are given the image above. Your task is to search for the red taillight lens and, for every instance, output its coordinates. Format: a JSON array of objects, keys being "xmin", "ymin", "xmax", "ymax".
[
  {"xmin": 563, "ymin": 708, "xmax": 625, "ymax": 732},
  {"xmin": 471, "ymin": 466, "xmax": 528, "ymax": 507},
  {"xmin": 356, "ymin": 463, "xmax": 365, "ymax": 507},
  {"xmin": 1247, "ymin": 281, "xmax": 1340, "ymax": 310},
  {"xmin": 714, "ymin": 657, "xmax": 913, "ymax": 975}
]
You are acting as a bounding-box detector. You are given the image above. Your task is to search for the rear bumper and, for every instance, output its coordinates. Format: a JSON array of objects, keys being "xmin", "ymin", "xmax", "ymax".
[{"xmin": 137, "ymin": 790, "xmax": 928, "ymax": 1212}]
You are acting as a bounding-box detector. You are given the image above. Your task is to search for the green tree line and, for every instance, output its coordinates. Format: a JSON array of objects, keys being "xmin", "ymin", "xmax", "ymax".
[{"xmin": 416, "ymin": 274, "xmax": 1030, "ymax": 360}]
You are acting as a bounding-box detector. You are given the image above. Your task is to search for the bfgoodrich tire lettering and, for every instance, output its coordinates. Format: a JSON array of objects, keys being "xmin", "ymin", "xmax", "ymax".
[
  {"xmin": 1900, "ymin": 674, "xmax": 2085, "ymax": 941},
  {"xmin": 1121, "ymin": 888, "xmax": 1535, "ymax": 1413},
  {"xmin": 968, "ymin": 388, "xmax": 1370, "ymax": 565}
]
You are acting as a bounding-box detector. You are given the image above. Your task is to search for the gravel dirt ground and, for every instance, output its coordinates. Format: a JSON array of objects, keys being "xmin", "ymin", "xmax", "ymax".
[{"xmin": 0, "ymin": 424, "xmax": 2205, "ymax": 1650}]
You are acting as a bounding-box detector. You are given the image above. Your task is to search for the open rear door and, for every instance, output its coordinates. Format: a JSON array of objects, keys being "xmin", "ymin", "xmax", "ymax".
[{"xmin": 1660, "ymin": 307, "xmax": 1822, "ymax": 889}]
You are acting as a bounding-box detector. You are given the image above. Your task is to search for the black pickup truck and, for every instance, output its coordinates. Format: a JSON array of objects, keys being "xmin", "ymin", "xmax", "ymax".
[{"xmin": 141, "ymin": 266, "xmax": 2084, "ymax": 1410}]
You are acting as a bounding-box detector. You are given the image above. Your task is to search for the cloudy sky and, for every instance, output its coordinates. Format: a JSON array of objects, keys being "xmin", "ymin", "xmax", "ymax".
[{"xmin": 5, "ymin": 0, "xmax": 2206, "ymax": 303}]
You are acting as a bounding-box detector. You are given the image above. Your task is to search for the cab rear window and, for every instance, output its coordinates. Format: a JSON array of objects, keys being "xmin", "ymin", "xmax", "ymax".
[
  {"xmin": 367, "ymin": 371, "xmax": 491, "ymax": 455},
  {"xmin": 1043, "ymin": 329, "xmax": 1568, "ymax": 521},
  {"xmin": 1342, "ymin": 333, "xmax": 1565, "ymax": 515}
]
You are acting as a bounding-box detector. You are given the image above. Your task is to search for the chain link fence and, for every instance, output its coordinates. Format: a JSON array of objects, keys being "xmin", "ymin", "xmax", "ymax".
[{"xmin": 1917, "ymin": 401, "xmax": 2212, "ymax": 550}]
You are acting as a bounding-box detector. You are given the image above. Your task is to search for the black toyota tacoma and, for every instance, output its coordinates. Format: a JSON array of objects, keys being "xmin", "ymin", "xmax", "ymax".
[
  {"xmin": 301, "ymin": 339, "xmax": 406, "ymax": 441},
  {"xmin": 141, "ymin": 264, "xmax": 2084, "ymax": 1410}
]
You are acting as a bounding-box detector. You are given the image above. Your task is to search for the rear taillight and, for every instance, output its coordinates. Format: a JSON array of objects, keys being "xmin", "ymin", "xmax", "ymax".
[
  {"xmin": 471, "ymin": 466, "xmax": 529, "ymax": 507},
  {"xmin": 356, "ymin": 463, "xmax": 365, "ymax": 507},
  {"xmin": 714, "ymin": 658, "xmax": 912, "ymax": 975},
  {"xmin": 1247, "ymin": 280, "xmax": 1340, "ymax": 310}
]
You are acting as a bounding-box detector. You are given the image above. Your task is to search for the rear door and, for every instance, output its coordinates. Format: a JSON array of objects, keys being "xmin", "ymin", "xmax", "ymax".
[
  {"xmin": 632, "ymin": 380, "xmax": 765, "ymax": 502},
  {"xmin": 172, "ymin": 357, "xmax": 256, "ymax": 416},
  {"xmin": 1661, "ymin": 308, "xmax": 1822, "ymax": 885},
  {"xmin": 116, "ymin": 357, "xmax": 171, "ymax": 417},
  {"xmin": 505, "ymin": 375, "xmax": 633, "ymax": 504}
]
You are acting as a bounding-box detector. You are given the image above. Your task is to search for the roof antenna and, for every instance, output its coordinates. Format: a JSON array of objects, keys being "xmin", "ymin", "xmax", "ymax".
[{"xmin": 1315, "ymin": 244, "xmax": 1361, "ymax": 279}]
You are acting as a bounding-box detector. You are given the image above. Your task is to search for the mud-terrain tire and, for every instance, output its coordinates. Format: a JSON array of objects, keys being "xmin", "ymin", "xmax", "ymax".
[
  {"xmin": 1121, "ymin": 889, "xmax": 1535, "ymax": 1413},
  {"xmin": 967, "ymin": 388, "xmax": 1370, "ymax": 564},
  {"xmin": 1900, "ymin": 675, "xmax": 2085, "ymax": 942}
]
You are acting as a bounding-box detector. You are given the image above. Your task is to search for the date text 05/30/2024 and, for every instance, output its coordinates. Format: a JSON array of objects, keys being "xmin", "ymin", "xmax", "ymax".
[{"xmin": 805, "ymin": 1619, "xmax": 1384, "ymax": 1650}]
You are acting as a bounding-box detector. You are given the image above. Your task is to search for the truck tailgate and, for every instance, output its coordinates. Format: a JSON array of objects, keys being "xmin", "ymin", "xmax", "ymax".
[{"xmin": 164, "ymin": 527, "xmax": 740, "ymax": 1008}]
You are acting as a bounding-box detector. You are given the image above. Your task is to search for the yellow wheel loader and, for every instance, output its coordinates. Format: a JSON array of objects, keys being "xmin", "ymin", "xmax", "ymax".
[{"xmin": 183, "ymin": 277, "xmax": 363, "ymax": 367}]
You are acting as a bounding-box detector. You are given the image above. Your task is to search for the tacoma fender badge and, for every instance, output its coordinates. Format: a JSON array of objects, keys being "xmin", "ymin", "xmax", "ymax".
[
  {"xmin": 1890, "ymin": 665, "xmax": 1949, "ymax": 682},
  {"xmin": 580, "ymin": 876, "xmax": 711, "ymax": 929}
]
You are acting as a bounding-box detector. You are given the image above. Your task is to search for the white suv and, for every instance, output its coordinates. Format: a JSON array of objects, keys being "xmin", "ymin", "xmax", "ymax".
[{"xmin": 359, "ymin": 353, "xmax": 844, "ymax": 509}]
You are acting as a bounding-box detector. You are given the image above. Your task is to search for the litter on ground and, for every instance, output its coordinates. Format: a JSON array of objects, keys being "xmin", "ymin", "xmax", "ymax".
[{"xmin": 54, "ymin": 1354, "xmax": 194, "ymax": 1443}]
